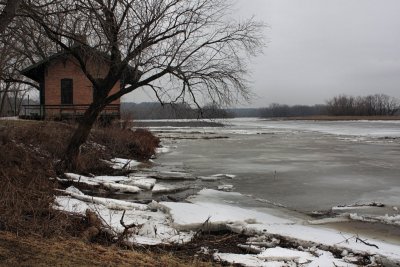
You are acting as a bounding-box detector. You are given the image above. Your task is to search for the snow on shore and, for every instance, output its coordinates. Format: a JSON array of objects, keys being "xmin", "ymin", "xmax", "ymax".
[
  {"xmin": 55, "ymin": 186, "xmax": 194, "ymax": 246},
  {"xmin": 214, "ymin": 248, "xmax": 358, "ymax": 267},
  {"xmin": 54, "ymin": 185, "xmax": 400, "ymax": 265},
  {"xmin": 62, "ymin": 173, "xmax": 141, "ymax": 193},
  {"xmin": 161, "ymin": 189, "xmax": 400, "ymax": 264},
  {"xmin": 127, "ymin": 175, "xmax": 156, "ymax": 190}
]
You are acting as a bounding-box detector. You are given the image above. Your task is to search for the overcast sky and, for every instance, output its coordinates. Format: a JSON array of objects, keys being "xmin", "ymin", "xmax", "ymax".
[{"xmin": 124, "ymin": 0, "xmax": 400, "ymax": 107}]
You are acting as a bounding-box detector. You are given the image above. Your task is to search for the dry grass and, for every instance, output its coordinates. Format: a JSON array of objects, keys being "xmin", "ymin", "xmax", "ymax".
[
  {"xmin": 0, "ymin": 132, "xmax": 77, "ymax": 237},
  {"xmin": 0, "ymin": 231, "xmax": 216, "ymax": 267},
  {"xmin": 0, "ymin": 120, "xmax": 159, "ymax": 175},
  {"xmin": 0, "ymin": 120, "xmax": 159, "ymax": 236},
  {"xmin": 90, "ymin": 126, "xmax": 159, "ymax": 161}
]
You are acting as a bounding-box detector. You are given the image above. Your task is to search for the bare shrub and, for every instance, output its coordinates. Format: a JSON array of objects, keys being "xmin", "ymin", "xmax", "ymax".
[
  {"xmin": 2, "ymin": 121, "xmax": 159, "ymax": 174},
  {"xmin": 0, "ymin": 121, "xmax": 159, "ymax": 236},
  {"xmin": 0, "ymin": 138, "xmax": 73, "ymax": 237},
  {"xmin": 90, "ymin": 127, "xmax": 160, "ymax": 161}
]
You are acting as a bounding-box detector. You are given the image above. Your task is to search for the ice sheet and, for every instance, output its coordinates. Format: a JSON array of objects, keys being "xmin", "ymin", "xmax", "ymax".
[{"xmin": 55, "ymin": 187, "xmax": 194, "ymax": 245}]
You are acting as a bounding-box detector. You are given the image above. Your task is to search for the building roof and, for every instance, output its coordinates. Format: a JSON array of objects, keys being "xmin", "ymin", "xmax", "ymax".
[
  {"xmin": 20, "ymin": 51, "xmax": 67, "ymax": 82},
  {"xmin": 20, "ymin": 46, "xmax": 141, "ymax": 85}
]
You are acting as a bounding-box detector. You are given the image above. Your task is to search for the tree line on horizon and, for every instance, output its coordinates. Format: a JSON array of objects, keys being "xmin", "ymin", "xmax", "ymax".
[
  {"xmin": 122, "ymin": 94, "xmax": 400, "ymax": 119},
  {"xmin": 325, "ymin": 94, "xmax": 399, "ymax": 116}
]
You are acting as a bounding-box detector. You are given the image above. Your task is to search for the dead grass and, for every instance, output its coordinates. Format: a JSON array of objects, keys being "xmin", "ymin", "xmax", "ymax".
[
  {"xmin": 0, "ymin": 231, "xmax": 216, "ymax": 267},
  {"xmin": 1, "ymin": 120, "xmax": 159, "ymax": 175},
  {"xmin": 0, "ymin": 120, "xmax": 159, "ymax": 237},
  {"xmin": 0, "ymin": 130, "xmax": 84, "ymax": 237},
  {"xmin": 90, "ymin": 126, "xmax": 159, "ymax": 161}
]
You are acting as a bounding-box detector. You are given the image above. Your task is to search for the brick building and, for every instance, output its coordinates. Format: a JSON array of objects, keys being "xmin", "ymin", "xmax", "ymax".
[{"xmin": 21, "ymin": 48, "xmax": 121, "ymax": 120}]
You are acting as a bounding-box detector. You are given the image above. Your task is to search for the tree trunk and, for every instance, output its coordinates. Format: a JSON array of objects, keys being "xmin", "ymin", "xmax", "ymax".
[
  {"xmin": 62, "ymin": 103, "xmax": 102, "ymax": 171},
  {"xmin": 0, "ymin": 84, "xmax": 10, "ymax": 116}
]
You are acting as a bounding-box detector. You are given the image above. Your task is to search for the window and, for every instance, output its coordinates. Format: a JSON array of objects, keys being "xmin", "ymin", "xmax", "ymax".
[{"xmin": 61, "ymin": 79, "xmax": 73, "ymax": 104}]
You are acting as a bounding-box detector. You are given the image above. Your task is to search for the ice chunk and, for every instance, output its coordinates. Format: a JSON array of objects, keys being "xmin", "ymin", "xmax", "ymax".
[
  {"xmin": 93, "ymin": 176, "xmax": 130, "ymax": 183},
  {"xmin": 65, "ymin": 185, "xmax": 85, "ymax": 196},
  {"xmin": 155, "ymin": 146, "xmax": 171, "ymax": 154},
  {"xmin": 54, "ymin": 196, "xmax": 90, "ymax": 214},
  {"xmin": 258, "ymin": 247, "xmax": 313, "ymax": 263},
  {"xmin": 217, "ymin": 184, "xmax": 234, "ymax": 192},
  {"xmin": 128, "ymin": 177, "xmax": 156, "ymax": 190},
  {"xmin": 64, "ymin": 173, "xmax": 100, "ymax": 186},
  {"xmin": 214, "ymin": 253, "xmax": 286, "ymax": 267},
  {"xmin": 198, "ymin": 174, "xmax": 236, "ymax": 181},
  {"xmin": 152, "ymin": 183, "xmax": 190, "ymax": 194},
  {"xmin": 62, "ymin": 186, "xmax": 147, "ymax": 210},
  {"xmin": 229, "ymin": 223, "xmax": 400, "ymax": 262},
  {"xmin": 109, "ymin": 158, "xmax": 141, "ymax": 170},
  {"xmin": 102, "ymin": 182, "xmax": 141, "ymax": 194},
  {"xmin": 64, "ymin": 173, "xmax": 141, "ymax": 193},
  {"xmin": 308, "ymin": 250, "xmax": 358, "ymax": 267},
  {"xmin": 55, "ymin": 188, "xmax": 194, "ymax": 246},
  {"xmin": 348, "ymin": 213, "xmax": 400, "ymax": 226},
  {"xmin": 214, "ymin": 249, "xmax": 357, "ymax": 267}
]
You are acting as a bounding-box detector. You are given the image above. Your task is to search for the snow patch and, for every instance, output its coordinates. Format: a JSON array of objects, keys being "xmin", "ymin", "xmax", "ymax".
[
  {"xmin": 155, "ymin": 146, "xmax": 171, "ymax": 154},
  {"xmin": 348, "ymin": 213, "xmax": 400, "ymax": 226},
  {"xmin": 152, "ymin": 183, "xmax": 191, "ymax": 194},
  {"xmin": 62, "ymin": 186, "xmax": 146, "ymax": 210},
  {"xmin": 214, "ymin": 253, "xmax": 285, "ymax": 267},
  {"xmin": 217, "ymin": 184, "xmax": 234, "ymax": 192},
  {"xmin": 127, "ymin": 177, "xmax": 156, "ymax": 190},
  {"xmin": 159, "ymin": 201, "xmax": 292, "ymax": 232},
  {"xmin": 258, "ymin": 247, "xmax": 313, "ymax": 263},
  {"xmin": 63, "ymin": 173, "xmax": 141, "ymax": 193}
]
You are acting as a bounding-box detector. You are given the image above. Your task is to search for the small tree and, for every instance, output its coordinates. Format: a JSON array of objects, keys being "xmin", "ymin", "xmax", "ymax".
[{"xmin": 14, "ymin": 0, "xmax": 264, "ymax": 169}]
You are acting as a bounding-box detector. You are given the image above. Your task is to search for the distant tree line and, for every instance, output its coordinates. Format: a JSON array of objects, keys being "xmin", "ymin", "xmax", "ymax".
[
  {"xmin": 260, "ymin": 104, "xmax": 327, "ymax": 118},
  {"xmin": 122, "ymin": 93, "xmax": 400, "ymax": 120},
  {"xmin": 325, "ymin": 94, "xmax": 399, "ymax": 116},
  {"xmin": 121, "ymin": 102, "xmax": 233, "ymax": 120}
]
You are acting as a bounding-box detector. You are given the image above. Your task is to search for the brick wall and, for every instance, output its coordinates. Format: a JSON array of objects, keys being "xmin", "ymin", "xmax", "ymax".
[{"xmin": 44, "ymin": 56, "xmax": 120, "ymax": 117}]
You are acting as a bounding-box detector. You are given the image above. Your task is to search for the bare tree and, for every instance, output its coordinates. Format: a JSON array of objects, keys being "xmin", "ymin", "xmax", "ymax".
[
  {"xmin": 0, "ymin": 0, "xmax": 22, "ymax": 34},
  {"xmin": 326, "ymin": 94, "xmax": 399, "ymax": 116},
  {"xmin": 15, "ymin": 0, "xmax": 264, "ymax": 169},
  {"xmin": 0, "ymin": 25, "xmax": 43, "ymax": 116}
]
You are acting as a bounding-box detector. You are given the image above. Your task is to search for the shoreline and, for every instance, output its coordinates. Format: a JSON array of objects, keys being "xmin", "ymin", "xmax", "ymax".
[
  {"xmin": 2, "ymin": 118, "xmax": 400, "ymax": 266},
  {"xmin": 263, "ymin": 115, "xmax": 400, "ymax": 121}
]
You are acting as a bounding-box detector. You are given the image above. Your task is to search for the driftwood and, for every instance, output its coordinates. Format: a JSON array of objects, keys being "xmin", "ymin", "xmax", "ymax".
[
  {"xmin": 356, "ymin": 236, "xmax": 379, "ymax": 249},
  {"xmin": 116, "ymin": 210, "xmax": 137, "ymax": 244}
]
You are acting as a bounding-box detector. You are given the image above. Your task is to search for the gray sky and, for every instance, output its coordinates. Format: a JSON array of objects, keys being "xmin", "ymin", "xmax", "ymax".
[{"xmin": 124, "ymin": 0, "xmax": 400, "ymax": 107}]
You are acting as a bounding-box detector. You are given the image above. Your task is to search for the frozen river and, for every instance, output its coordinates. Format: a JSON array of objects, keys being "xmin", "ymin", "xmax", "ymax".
[{"xmin": 151, "ymin": 118, "xmax": 400, "ymax": 215}]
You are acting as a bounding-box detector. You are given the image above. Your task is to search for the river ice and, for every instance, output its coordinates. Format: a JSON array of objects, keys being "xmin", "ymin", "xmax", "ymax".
[{"xmin": 153, "ymin": 118, "xmax": 400, "ymax": 214}]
